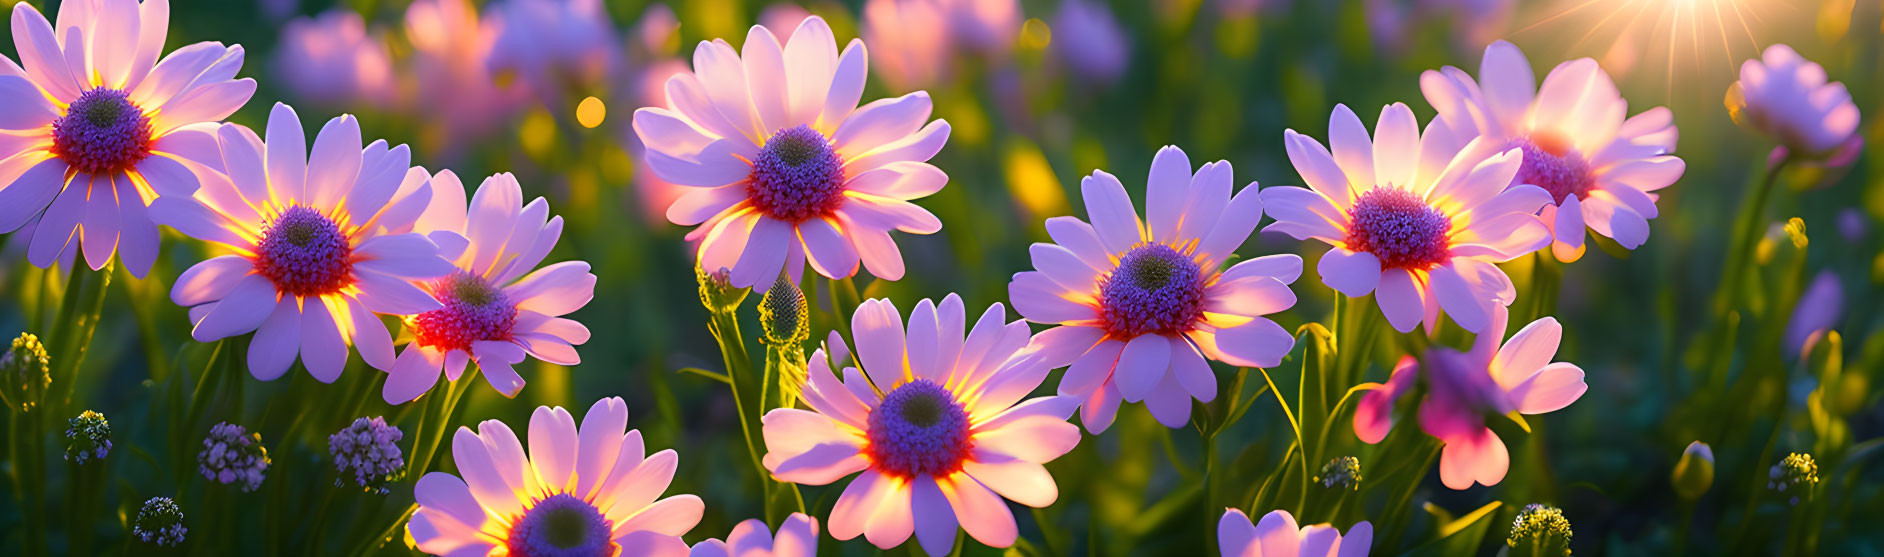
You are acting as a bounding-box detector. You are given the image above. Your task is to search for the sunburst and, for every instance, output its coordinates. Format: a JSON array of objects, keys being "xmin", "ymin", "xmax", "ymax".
[{"xmin": 1510, "ymin": 0, "xmax": 1797, "ymax": 104}]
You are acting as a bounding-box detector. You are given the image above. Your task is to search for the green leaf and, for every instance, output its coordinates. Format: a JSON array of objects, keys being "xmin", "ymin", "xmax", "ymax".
[
  {"xmin": 676, "ymin": 366, "xmax": 732, "ymax": 384},
  {"xmin": 1403, "ymin": 501, "xmax": 1503, "ymax": 556}
]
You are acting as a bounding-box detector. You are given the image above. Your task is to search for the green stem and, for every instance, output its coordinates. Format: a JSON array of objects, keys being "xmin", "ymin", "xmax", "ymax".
[
  {"xmin": 49, "ymin": 264, "xmax": 112, "ymax": 413},
  {"xmin": 1674, "ymin": 499, "xmax": 1694, "ymax": 556},
  {"xmin": 408, "ymin": 367, "xmax": 481, "ymax": 478},
  {"xmin": 1712, "ymin": 156, "xmax": 1791, "ymax": 317},
  {"xmin": 1256, "ymin": 366, "xmax": 1311, "ymax": 514},
  {"xmin": 1201, "ymin": 428, "xmax": 1218, "ymax": 555}
]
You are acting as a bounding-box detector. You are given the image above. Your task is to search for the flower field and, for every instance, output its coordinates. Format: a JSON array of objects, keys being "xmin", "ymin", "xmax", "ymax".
[{"xmin": 0, "ymin": 0, "xmax": 1879, "ymax": 555}]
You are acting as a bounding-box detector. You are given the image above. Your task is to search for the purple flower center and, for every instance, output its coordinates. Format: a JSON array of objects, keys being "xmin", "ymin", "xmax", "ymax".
[
  {"xmin": 1344, "ymin": 188, "xmax": 1451, "ymax": 271},
  {"xmin": 507, "ymin": 493, "xmax": 614, "ymax": 557},
  {"xmin": 412, "ymin": 272, "xmax": 518, "ymax": 353},
  {"xmin": 255, "ymin": 206, "xmax": 355, "ymax": 297},
  {"xmin": 1507, "ymin": 135, "xmax": 1594, "ymax": 204},
  {"xmin": 866, "ymin": 379, "xmax": 972, "ymax": 478},
  {"xmin": 50, "ymin": 88, "xmax": 153, "ymax": 175},
  {"xmin": 1098, "ymin": 243, "xmax": 1206, "ymax": 338},
  {"xmin": 747, "ymin": 124, "xmax": 846, "ymax": 222}
]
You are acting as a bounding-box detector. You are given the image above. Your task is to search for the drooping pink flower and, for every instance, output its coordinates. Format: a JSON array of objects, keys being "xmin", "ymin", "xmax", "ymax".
[
  {"xmin": 760, "ymin": 295, "xmax": 1082, "ymax": 556},
  {"xmin": 404, "ymin": 0, "xmax": 526, "ymax": 161},
  {"xmin": 1424, "ymin": 40, "xmax": 1685, "ymax": 262},
  {"xmin": 408, "ymin": 397, "xmax": 702, "ymax": 556},
  {"xmin": 382, "ymin": 171, "xmax": 594, "ymax": 404},
  {"xmin": 1352, "ymin": 308, "xmax": 1587, "ymax": 490},
  {"xmin": 159, "ymin": 103, "xmax": 456, "ymax": 382},
  {"xmin": 1218, "ymin": 508, "xmax": 1373, "ymax": 557},
  {"xmin": 1263, "ymin": 103, "xmax": 1553, "ymax": 334},
  {"xmin": 1726, "ymin": 44, "xmax": 1862, "ymax": 159},
  {"xmin": 1011, "ymin": 146, "xmax": 1301, "ymax": 433},
  {"xmin": 633, "ymin": 16, "xmax": 951, "ymax": 291},
  {"xmin": 689, "ymin": 513, "xmax": 818, "ymax": 557},
  {"xmin": 0, "ymin": 0, "xmax": 255, "ymax": 277},
  {"xmin": 272, "ymin": 10, "xmax": 397, "ymax": 110},
  {"xmin": 862, "ymin": 0, "xmax": 954, "ymax": 92}
]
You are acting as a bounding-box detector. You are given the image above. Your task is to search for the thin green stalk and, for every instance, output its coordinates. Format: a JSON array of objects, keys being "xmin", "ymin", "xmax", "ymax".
[
  {"xmin": 408, "ymin": 367, "xmax": 481, "ymax": 478},
  {"xmin": 1378, "ymin": 440, "xmax": 1441, "ymax": 551},
  {"xmin": 1712, "ymin": 156, "xmax": 1792, "ymax": 317},
  {"xmin": 344, "ymin": 503, "xmax": 418, "ymax": 556},
  {"xmin": 706, "ymin": 306, "xmax": 769, "ymax": 492},
  {"xmin": 1201, "ymin": 427, "xmax": 1217, "ymax": 555},
  {"xmin": 1256, "ymin": 366, "xmax": 1311, "ymax": 513},
  {"xmin": 19, "ymin": 408, "xmax": 48, "ymax": 556},
  {"xmin": 49, "ymin": 265, "xmax": 112, "ymax": 412},
  {"xmin": 1674, "ymin": 499, "xmax": 1695, "ymax": 556}
]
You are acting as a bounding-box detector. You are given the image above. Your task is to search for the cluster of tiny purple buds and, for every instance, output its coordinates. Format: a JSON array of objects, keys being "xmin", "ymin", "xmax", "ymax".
[
  {"xmin": 328, "ymin": 416, "xmax": 406, "ymax": 494},
  {"xmin": 199, "ymin": 422, "xmax": 271, "ymax": 492},
  {"xmin": 64, "ymin": 410, "xmax": 112, "ymax": 465},
  {"xmin": 133, "ymin": 497, "xmax": 186, "ymax": 547}
]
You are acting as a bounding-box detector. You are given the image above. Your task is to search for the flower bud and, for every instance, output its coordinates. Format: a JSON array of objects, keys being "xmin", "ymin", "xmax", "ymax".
[
  {"xmin": 329, "ymin": 417, "xmax": 406, "ymax": 494},
  {"xmin": 758, "ymin": 273, "xmax": 809, "ymax": 345},
  {"xmin": 0, "ymin": 332, "xmax": 51, "ymax": 413},
  {"xmin": 1768, "ymin": 452, "xmax": 1820, "ymax": 506},
  {"xmin": 696, "ymin": 266, "xmax": 749, "ymax": 314},
  {"xmin": 199, "ymin": 422, "xmax": 270, "ymax": 492},
  {"xmin": 133, "ymin": 497, "xmax": 186, "ymax": 547},
  {"xmin": 1315, "ymin": 456, "xmax": 1362, "ymax": 491},
  {"xmin": 1507, "ymin": 503, "xmax": 1572, "ymax": 556},
  {"xmin": 64, "ymin": 410, "xmax": 111, "ymax": 465},
  {"xmin": 1672, "ymin": 441, "xmax": 1714, "ymax": 500}
]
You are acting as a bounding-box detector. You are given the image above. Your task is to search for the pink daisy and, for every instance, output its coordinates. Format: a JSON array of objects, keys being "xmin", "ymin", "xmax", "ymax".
[
  {"xmin": 1262, "ymin": 103, "xmax": 1553, "ymax": 334},
  {"xmin": 382, "ymin": 171, "xmax": 596, "ymax": 404},
  {"xmin": 409, "ymin": 397, "xmax": 703, "ymax": 556},
  {"xmin": 759, "ymin": 295, "xmax": 1082, "ymax": 556},
  {"xmin": 159, "ymin": 103, "xmax": 456, "ymax": 382},
  {"xmin": 632, "ymin": 15, "xmax": 951, "ymax": 290},
  {"xmin": 0, "ymin": 0, "xmax": 256, "ymax": 277},
  {"xmin": 1726, "ymin": 44, "xmax": 1862, "ymax": 159},
  {"xmin": 688, "ymin": 513, "xmax": 818, "ymax": 557},
  {"xmin": 1011, "ymin": 146, "xmax": 1301, "ymax": 433},
  {"xmin": 1423, "ymin": 40, "xmax": 1686, "ymax": 262},
  {"xmin": 1218, "ymin": 509, "xmax": 1372, "ymax": 557},
  {"xmin": 1352, "ymin": 307, "xmax": 1587, "ymax": 489}
]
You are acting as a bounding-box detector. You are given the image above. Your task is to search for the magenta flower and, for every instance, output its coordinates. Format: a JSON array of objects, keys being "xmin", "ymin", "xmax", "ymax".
[
  {"xmin": 159, "ymin": 103, "xmax": 456, "ymax": 382},
  {"xmin": 1424, "ymin": 40, "xmax": 1685, "ymax": 262},
  {"xmin": 1353, "ymin": 308, "xmax": 1586, "ymax": 489},
  {"xmin": 409, "ymin": 397, "xmax": 702, "ymax": 556},
  {"xmin": 0, "ymin": 0, "xmax": 255, "ymax": 277},
  {"xmin": 382, "ymin": 171, "xmax": 595, "ymax": 404},
  {"xmin": 689, "ymin": 513, "xmax": 818, "ymax": 557},
  {"xmin": 271, "ymin": 10, "xmax": 396, "ymax": 110},
  {"xmin": 760, "ymin": 295, "xmax": 1082, "ymax": 556},
  {"xmin": 1218, "ymin": 509, "xmax": 1372, "ymax": 557},
  {"xmin": 1727, "ymin": 44, "xmax": 1862, "ymax": 159},
  {"xmin": 633, "ymin": 16, "xmax": 951, "ymax": 290},
  {"xmin": 1263, "ymin": 103, "xmax": 1553, "ymax": 334},
  {"xmin": 1011, "ymin": 146, "xmax": 1300, "ymax": 433}
]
